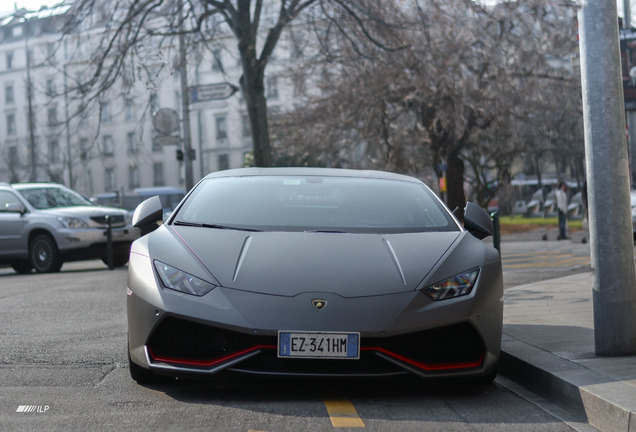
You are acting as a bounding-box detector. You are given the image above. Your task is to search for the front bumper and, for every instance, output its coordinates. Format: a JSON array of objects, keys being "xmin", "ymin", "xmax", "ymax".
[
  {"xmin": 55, "ymin": 226, "xmax": 139, "ymax": 252},
  {"xmin": 127, "ymin": 252, "xmax": 503, "ymax": 379}
]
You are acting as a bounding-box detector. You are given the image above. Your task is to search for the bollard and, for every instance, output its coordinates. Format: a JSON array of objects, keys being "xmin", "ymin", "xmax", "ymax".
[
  {"xmin": 491, "ymin": 212, "xmax": 501, "ymax": 254},
  {"xmin": 105, "ymin": 214, "xmax": 113, "ymax": 270}
]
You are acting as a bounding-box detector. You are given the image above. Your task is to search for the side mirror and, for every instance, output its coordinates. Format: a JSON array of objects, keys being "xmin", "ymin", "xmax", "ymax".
[
  {"xmin": 464, "ymin": 202, "xmax": 493, "ymax": 240},
  {"xmin": 132, "ymin": 196, "xmax": 163, "ymax": 235},
  {"xmin": 2, "ymin": 203, "xmax": 26, "ymax": 214}
]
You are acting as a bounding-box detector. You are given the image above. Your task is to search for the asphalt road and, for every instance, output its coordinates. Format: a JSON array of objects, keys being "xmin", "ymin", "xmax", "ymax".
[{"xmin": 0, "ymin": 260, "xmax": 579, "ymax": 432}]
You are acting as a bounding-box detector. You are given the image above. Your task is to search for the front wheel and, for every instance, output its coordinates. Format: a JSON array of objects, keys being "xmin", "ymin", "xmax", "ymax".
[
  {"xmin": 10, "ymin": 259, "xmax": 33, "ymax": 274},
  {"xmin": 30, "ymin": 234, "xmax": 63, "ymax": 273},
  {"xmin": 128, "ymin": 347, "xmax": 160, "ymax": 384}
]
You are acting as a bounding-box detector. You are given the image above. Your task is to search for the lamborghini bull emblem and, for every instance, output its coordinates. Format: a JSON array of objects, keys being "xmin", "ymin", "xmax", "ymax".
[{"xmin": 312, "ymin": 299, "xmax": 327, "ymax": 310}]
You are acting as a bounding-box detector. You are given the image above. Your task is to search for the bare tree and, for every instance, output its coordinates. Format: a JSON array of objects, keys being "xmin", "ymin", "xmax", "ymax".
[
  {"xmin": 59, "ymin": 0, "xmax": 403, "ymax": 170},
  {"xmin": 271, "ymin": 0, "xmax": 581, "ymax": 219}
]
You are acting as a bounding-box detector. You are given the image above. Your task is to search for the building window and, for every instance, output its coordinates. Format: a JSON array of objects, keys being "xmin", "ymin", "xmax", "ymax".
[
  {"xmin": 80, "ymin": 138, "xmax": 89, "ymax": 161},
  {"xmin": 125, "ymin": 98, "xmax": 135, "ymax": 121},
  {"xmin": 47, "ymin": 106, "xmax": 58, "ymax": 126},
  {"xmin": 6, "ymin": 113, "xmax": 16, "ymax": 136},
  {"xmin": 242, "ymin": 113, "xmax": 251, "ymax": 138},
  {"xmin": 153, "ymin": 162, "xmax": 164, "ymax": 186},
  {"xmin": 216, "ymin": 115, "xmax": 227, "ymax": 141},
  {"xmin": 103, "ymin": 135, "xmax": 114, "ymax": 156},
  {"xmin": 46, "ymin": 43, "xmax": 56, "ymax": 64},
  {"xmin": 266, "ymin": 76, "xmax": 279, "ymax": 99},
  {"xmin": 105, "ymin": 168, "xmax": 115, "ymax": 191},
  {"xmin": 212, "ymin": 48, "xmax": 224, "ymax": 72},
  {"xmin": 127, "ymin": 132, "xmax": 136, "ymax": 154},
  {"xmin": 48, "ymin": 139, "xmax": 60, "ymax": 163},
  {"xmin": 8, "ymin": 145, "xmax": 18, "ymax": 166},
  {"xmin": 78, "ymin": 111, "xmax": 88, "ymax": 128},
  {"xmin": 46, "ymin": 78, "xmax": 56, "ymax": 98},
  {"xmin": 218, "ymin": 154, "xmax": 229, "ymax": 171},
  {"xmin": 6, "ymin": 52, "xmax": 13, "ymax": 70},
  {"xmin": 101, "ymin": 102, "xmax": 111, "ymax": 123},
  {"xmin": 5, "ymin": 84, "xmax": 14, "ymax": 104},
  {"xmin": 129, "ymin": 166, "xmax": 140, "ymax": 189}
]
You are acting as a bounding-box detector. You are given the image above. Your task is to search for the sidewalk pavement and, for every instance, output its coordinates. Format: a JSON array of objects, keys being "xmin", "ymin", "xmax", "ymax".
[{"xmin": 498, "ymin": 258, "xmax": 636, "ymax": 432}]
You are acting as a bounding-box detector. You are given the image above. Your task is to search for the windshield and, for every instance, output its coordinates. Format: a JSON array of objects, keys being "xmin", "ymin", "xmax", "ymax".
[
  {"xmin": 18, "ymin": 186, "xmax": 93, "ymax": 209},
  {"xmin": 173, "ymin": 176, "xmax": 458, "ymax": 234}
]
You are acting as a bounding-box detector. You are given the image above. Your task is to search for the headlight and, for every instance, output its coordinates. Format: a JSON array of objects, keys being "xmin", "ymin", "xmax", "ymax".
[
  {"xmin": 421, "ymin": 269, "xmax": 479, "ymax": 301},
  {"xmin": 57, "ymin": 216, "xmax": 89, "ymax": 229},
  {"xmin": 153, "ymin": 260, "xmax": 216, "ymax": 296}
]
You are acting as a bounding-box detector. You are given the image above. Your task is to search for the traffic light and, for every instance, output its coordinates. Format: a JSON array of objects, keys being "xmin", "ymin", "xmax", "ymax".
[{"xmin": 176, "ymin": 149, "xmax": 184, "ymax": 161}]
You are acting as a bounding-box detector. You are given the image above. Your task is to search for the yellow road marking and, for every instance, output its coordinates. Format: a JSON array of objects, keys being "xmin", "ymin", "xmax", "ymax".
[{"xmin": 324, "ymin": 399, "xmax": 365, "ymax": 428}]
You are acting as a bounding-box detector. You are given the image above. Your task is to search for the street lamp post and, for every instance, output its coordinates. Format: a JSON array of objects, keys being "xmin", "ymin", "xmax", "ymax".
[
  {"xmin": 23, "ymin": 13, "xmax": 37, "ymax": 182},
  {"xmin": 178, "ymin": 0, "xmax": 194, "ymax": 191},
  {"xmin": 579, "ymin": 0, "xmax": 636, "ymax": 356}
]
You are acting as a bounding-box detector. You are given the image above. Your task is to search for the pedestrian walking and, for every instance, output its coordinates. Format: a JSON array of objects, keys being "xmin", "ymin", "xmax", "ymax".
[{"xmin": 555, "ymin": 181, "xmax": 568, "ymax": 240}]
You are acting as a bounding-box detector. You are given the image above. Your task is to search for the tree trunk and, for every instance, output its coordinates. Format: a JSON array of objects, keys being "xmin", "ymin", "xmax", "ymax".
[{"xmin": 241, "ymin": 73, "xmax": 272, "ymax": 167}]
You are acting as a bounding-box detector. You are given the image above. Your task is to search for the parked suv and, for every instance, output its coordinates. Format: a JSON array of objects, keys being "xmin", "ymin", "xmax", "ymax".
[{"xmin": 0, "ymin": 183, "xmax": 139, "ymax": 273}]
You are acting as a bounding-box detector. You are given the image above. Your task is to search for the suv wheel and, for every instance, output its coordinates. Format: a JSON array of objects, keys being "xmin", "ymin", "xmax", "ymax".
[{"xmin": 30, "ymin": 234, "xmax": 63, "ymax": 273}]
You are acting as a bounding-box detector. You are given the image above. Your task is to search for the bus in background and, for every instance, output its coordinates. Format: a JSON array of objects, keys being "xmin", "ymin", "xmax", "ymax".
[{"xmin": 95, "ymin": 187, "xmax": 185, "ymax": 219}]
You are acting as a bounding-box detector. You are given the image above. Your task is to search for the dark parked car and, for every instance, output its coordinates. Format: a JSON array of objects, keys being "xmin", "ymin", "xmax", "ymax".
[
  {"xmin": 0, "ymin": 182, "xmax": 139, "ymax": 273},
  {"xmin": 127, "ymin": 168, "xmax": 503, "ymax": 384}
]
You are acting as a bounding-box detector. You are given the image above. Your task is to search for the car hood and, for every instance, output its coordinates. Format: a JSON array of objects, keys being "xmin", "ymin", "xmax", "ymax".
[{"xmin": 159, "ymin": 226, "xmax": 477, "ymax": 297}]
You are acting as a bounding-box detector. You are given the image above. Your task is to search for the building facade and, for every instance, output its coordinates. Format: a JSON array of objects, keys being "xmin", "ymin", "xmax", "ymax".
[{"xmin": 0, "ymin": 2, "xmax": 299, "ymax": 198}]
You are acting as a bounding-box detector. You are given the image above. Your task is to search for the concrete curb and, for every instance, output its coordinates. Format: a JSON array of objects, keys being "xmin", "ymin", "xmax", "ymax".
[{"xmin": 500, "ymin": 336, "xmax": 636, "ymax": 432}]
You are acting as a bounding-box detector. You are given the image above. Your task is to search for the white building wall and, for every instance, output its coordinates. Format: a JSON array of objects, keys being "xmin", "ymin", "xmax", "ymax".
[{"xmin": 0, "ymin": 5, "xmax": 308, "ymax": 197}]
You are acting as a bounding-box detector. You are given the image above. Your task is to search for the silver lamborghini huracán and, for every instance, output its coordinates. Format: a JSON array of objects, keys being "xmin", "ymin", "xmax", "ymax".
[{"xmin": 127, "ymin": 168, "xmax": 503, "ymax": 384}]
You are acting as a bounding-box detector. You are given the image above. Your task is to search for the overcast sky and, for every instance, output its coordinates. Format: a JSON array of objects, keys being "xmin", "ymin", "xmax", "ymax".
[{"xmin": 1, "ymin": 1, "xmax": 634, "ymax": 25}]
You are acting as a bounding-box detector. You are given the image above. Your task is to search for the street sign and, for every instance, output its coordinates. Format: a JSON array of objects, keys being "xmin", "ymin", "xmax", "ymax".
[
  {"xmin": 153, "ymin": 108, "xmax": 180, "ymax": 135},
  {"xmin": 189, "ymin": 82, "xmax": 238, "ymax": 103}
]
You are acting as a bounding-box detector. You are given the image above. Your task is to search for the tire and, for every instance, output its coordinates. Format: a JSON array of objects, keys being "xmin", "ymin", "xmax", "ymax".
[
  {"xmin": 102, "ymin": 254, "xmax": 129, "ymax": 268},
  {"xmin": 29, "ymin": 234, "xmax": 63, "ymax": 273},
  {"xmin": 10, "ymin": 259, "xmax": 33, "ymax": 274},
  {"xmin": 471, "ymin": 366, "xmax": 498, "ymax": 385},
  {"xmin": 128, "ymin": 347, "xmax": 159, "ymax": 384}
]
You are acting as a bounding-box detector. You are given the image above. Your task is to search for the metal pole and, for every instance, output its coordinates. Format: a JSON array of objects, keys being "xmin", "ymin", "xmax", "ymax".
[
  {"xmin": 105, "ymin": 215, "xmax": 113, "ymax": 270},
  {"xmin": 491, "ymin": 212, "xmax": 500, "ymax": 255},
  {"xmin": 579, "ymin": 0, "xmax": 636, "ymax": 355},
  {"xmin": 624, "ymin": 0, "xmax": 634, "ymax": 189},
  {"xmin": 24, "ymin": 15, "xmax": 37, "ymax": 182},
  {"xmin": 64, "ymin": 62, "xmax": 73, "ymax": 189},
  {"xmin": 178, "ymin": 0, "xmax": 194, "ymax": 191}
]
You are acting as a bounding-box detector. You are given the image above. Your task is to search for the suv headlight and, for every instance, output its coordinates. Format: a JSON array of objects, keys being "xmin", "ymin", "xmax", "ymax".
[
  {"xmin": 153, "ymin": 260, "xmax": 216, "ymax": 296},
  {"xmin": 57, "ymin": 216, "xmax": 89, "ymax": 229},
  {"xmin": 421, "ymin": 269, "xmax": 479, "ymax": 301}
]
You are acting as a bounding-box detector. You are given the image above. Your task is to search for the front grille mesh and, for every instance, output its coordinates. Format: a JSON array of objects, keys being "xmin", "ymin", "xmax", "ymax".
[
  {"xmin": 90, "ymin": 214, "xmax": 125, "ymax": 227},
  {"xmin": 365, "ymin": 322, "xmax": 485, "ymax": 365},
  {"xmin": 148, "ymin": 316, "xmax": 275, "ymax": 361},
  {"xmin": 147, "ymin": 316, "xmax": 485, "ymax": 374}
]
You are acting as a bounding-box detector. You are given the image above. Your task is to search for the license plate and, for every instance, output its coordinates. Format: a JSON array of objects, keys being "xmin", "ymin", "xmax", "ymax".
[{"xmin": 278, "ymin": 331, "xmax": 360, "ymax": 359}]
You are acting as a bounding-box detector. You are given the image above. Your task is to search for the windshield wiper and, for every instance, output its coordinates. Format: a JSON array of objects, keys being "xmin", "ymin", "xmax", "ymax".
[{"xmin": 173, "ymin": 220, "xmax": 261, "ymax": 232}]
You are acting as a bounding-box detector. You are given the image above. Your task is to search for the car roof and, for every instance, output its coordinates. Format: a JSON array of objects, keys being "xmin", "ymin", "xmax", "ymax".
[{"xmin": 202, "ymin": 167, "xmax": 423, "ymax": 184}]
